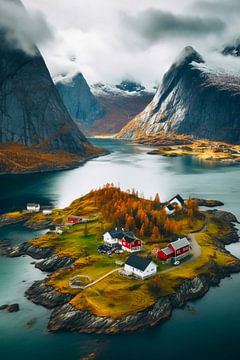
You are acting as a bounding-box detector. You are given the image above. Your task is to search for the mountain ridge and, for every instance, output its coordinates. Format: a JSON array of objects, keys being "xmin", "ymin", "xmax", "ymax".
[{"xmin": 117, "ymin": 46, "xmax": 240, "ymax": 144}]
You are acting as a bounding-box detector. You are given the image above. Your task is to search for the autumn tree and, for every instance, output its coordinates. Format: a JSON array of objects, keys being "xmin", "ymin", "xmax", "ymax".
[
  {"xmin": 125, "ymin": 215, "xmax": 135, "ymax": 231},
  {"xmin": 151, "ymin": 226, "xmax": 161, "ymax": 242}
]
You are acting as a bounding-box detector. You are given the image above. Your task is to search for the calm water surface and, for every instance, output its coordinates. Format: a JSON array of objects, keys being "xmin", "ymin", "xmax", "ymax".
[{"xmin": 0, "ymin": 139, "xmax": 240, "ymax": 360}]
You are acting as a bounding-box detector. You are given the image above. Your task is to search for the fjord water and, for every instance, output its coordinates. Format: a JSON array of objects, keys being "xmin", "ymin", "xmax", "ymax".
[{"xmin": 0, "ymin": 138, "xmax": 240, "ymax": 360}]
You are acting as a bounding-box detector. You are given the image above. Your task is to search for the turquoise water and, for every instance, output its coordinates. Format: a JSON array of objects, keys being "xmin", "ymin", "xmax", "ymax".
[{"xmin": 0, "ymin": 139, "xmax": 240, "ymax": 360}]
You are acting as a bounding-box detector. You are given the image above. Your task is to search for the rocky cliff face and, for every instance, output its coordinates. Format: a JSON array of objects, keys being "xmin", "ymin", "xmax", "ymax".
[
  {"xmin": 0, "ymin": 26, "xmax": 91, "ymax": 155},
  {"xmin": 118, "ymin": 46, "xmax": 240, "ymax": 144},
  {"xmin": 56, "ymin": 74, "xmax": 106, "ymax": 126}
]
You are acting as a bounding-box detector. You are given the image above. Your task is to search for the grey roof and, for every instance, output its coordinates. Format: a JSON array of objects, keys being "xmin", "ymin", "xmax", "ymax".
[
  {"xmin": 161, "ymin": 247, "xmax": 174, "ymax": 255},
  {"xmin": 108, "ymin": 230, "xmax": 136, "ymax": 242},
  {"xmin": 169, "ymin": 238, "xmax": 190, "ymax": 250},
  {"xmin": 27, "ymin": 203, "xmax": 39, "ymax": 207},
  {"xmin": 169, "ymin": 194, "xmax": 185, "ymax": 205},
  {"xmin": 125, "ymin": 254, "xmax": 153, "ymax": 271},
  {"xmin": 108, "ymin": 230, "xmax": 125, "ymax": 239}
]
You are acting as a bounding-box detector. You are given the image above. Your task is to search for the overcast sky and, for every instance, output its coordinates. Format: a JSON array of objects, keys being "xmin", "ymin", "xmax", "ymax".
[{"xmin": 13, "ymin": 0, "xmax": 240, "ymax": 86}]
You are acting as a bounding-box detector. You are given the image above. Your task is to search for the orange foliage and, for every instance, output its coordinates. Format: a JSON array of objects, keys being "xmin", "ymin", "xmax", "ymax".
[{"xmin": 83, "ymin": 184, "xmax": 187, "ymax": 240}]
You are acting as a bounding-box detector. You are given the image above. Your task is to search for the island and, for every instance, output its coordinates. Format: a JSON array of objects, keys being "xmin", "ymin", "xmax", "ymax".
[
  {"xmin": 2, "ymin": 184, "xmax": 240, "ymax": 334},
  {"xmin": 127, "ymin": 132, "xmax": 240, "ymax": 164}
]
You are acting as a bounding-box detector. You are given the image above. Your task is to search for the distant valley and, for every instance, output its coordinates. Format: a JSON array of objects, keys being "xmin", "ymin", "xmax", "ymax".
[{"xmin": 56, "ymin": 77, "xmax": 154, "ymax": 136}]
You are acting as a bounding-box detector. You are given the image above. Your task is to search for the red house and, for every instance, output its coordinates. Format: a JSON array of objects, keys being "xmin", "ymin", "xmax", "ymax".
[
  {"xmin": 168, "ymin": 238, "xmax": 190, "ymax": 261},
  {"xmin": 157, "ymin": 238, "xmax": 190, "ymax": 262},
  {"xmin": 67, "ymin": 215, "xmax": 83, "ymax": 224},
  {"xmin": 121, "ymin": 233, "xmax": 142, "ymax": 253}
]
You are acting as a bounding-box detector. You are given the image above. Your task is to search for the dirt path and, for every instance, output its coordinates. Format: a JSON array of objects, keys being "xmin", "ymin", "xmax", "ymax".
[{"xmin": 70, "ymin": 267, "xmax": 121, "ymax": 290}]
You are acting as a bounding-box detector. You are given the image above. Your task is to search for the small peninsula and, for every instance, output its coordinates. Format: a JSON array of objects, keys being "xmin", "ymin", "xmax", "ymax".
[
  {"xmin": 2, "ymin": 185, "xmax": 240, "ymax": 334},
  {"xmin": 128, "ymin": 132, "xmax": 240, "ymax": 164},
  {"xmin": 0, "ymin": 143, "xmax": 106, "ymax": 175}
]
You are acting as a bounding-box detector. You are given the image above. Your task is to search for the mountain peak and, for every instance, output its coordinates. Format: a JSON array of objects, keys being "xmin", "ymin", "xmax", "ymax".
[{"xmin": 174, "ymin": 46, "xmax": 204, "ymax": 67}]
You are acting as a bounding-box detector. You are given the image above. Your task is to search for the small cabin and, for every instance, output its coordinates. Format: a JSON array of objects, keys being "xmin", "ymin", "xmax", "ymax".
[
  {"xmin": 103, "ymin": 230, "xmax": 125, "ymax": 246},
  {"xmin": 67, "ymin": 215, "xmax": 83, "ymax": 224},
  {"xmin": 165, "ymin": 204, "xmax": 175, "ymax": 216},
  {"xmin": 157, "ymin": 247, "xmax": 174, "ymax": 262},
  {"xmin": 121, "ymin": 234, "xmax": 142, "ymax": 253},
  {"xmin": 42, "ymin": 209, "xmax": 52, "ymax": 215},
  {"xmin": 168, "ymin": 238, "xmax": 190, "ymax": 261},
  {"xmin": 164, "ymin": 194, "xmax": 185, "ymax": 215},
  {"xmin": 103, "ymin": 230, "xmax": 142, "ymax": 252},
  {"xmin": 27, "ymin": 203, "xmax": 40, "ymax": 212},
  {"xmin": 124, "ymin": 254, "xmax": 157, "ymax": 279},
  {"xmin": 157, "ymin": 237, "xmax": 190, "ymax": 262},
  {"xmin": 47, "ymin": 225, "xmax": 65, "ymax": 235}
]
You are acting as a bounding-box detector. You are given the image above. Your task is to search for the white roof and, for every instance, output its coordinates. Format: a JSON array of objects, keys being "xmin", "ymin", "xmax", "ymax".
[{"xmin": 169, "ymin": 238, "xmax": 190, "ymax": 250}]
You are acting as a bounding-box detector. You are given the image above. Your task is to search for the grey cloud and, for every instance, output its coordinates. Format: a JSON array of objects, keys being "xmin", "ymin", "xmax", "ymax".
[
  {"xmin": 192, "ymin": 0, "xmax": 240, "ymax": 14},
  {"xmin": 0, "ymin": 0, "xmax": 53, "ymax": 55},
  {"xmin": 121, "ymin": 8, "xmax": 226, "ymax": 45}
]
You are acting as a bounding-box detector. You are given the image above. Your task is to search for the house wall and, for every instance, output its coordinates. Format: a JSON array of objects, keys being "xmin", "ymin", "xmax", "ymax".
[
  {"xmin": 27, "ymin": 205, "xmax": 40, "ymax": 212},
  {"xmin": 103, "ymin": 233, "xmax": 119, "ymax": 245},
  {"xmin": 168, "ymin": 244, "xmax": 190, "ymax": 260},
  {"xmin": 165, "ymin": 207, "xmax": 175, "ymax": 215},
  {"xmin": 170, "ymin": 199, "xmax": 183, "ymax": 208},
  {"xmin": 157, "ymin": 250, "xmax": 173, "ymax": 261},
  {"xmin": 122, "ymin": 239, "xmax": 141, "ymax": 253},
  {"xmin": 124, "ymin": 262, "xmax": 157, "ymax": 279}
]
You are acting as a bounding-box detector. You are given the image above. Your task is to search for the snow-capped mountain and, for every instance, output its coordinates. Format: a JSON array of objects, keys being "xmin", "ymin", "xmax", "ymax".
[{"xmin": 118, "ymin": 46, "xmax": 240, "ymax": 144}]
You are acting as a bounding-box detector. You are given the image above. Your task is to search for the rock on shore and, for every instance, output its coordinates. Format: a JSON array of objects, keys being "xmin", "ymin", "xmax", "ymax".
[
  {"xmin": 8, "ymin": 242, "xmax": 54, "ymax": 259},
  {"xmin": 35, "ymin": 255, "xmax": 75, "ymax": 272},
  {"xmin": 25, "ymin": 281, "xmax": 74, "ymax": 309}
]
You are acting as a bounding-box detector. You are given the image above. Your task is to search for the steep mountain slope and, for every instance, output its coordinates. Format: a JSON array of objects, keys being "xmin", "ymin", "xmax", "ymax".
[
  {"xmin": 0, "ymin": 2, "xmax": 95, "ymax": 156},
  {"xmin": 118, "ymin": 46, "xmax": 240, "ymax": 144},
  {"xmin": 90, "ymin": 82, "xmax": 154, "ymax": 135},
  {"xmin": 56, "ymin": 74, "xmax": 105, "ymax": 126}
]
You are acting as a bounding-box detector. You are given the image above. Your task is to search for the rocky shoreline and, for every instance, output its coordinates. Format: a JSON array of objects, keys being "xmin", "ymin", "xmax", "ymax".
[
  {"xmin": 4, "ymin": 209, "xmax": 239, "ymax": 335},
  {"xmin": 47, "ymin": 262, "xmax": 240, "ymax": 334}
]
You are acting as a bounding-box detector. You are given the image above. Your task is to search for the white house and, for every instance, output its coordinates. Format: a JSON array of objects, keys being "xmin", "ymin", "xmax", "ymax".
[
  {"xmin": 165, "ymin": 194, "xmax": 185, "ymax": 215},
  {"xmin": 47, "ymin": 225, "xmax": 65, "ymax": 235},
  {"xmin": 165, "ymin": 204, "xmax": 175, "ymax": 215},
  {"xmin": 124, "ymin": 254, "xmax": 157, "ymax": 280},
  {"xmin": 27, "ymin": 203, "xmax": 40, "ymax": 212},
  {"xmin": 103, "ymin": 230, "xmax": 124, "ymax": 246},
  {"xmin": 42, "ymin": 209, "xmax": 52, "ymax": 215}
]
